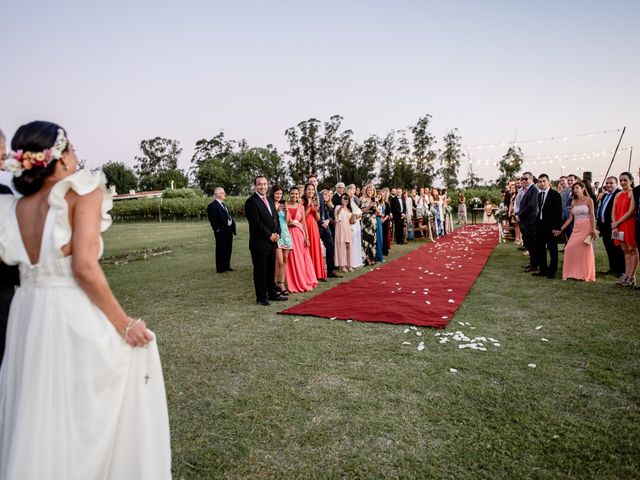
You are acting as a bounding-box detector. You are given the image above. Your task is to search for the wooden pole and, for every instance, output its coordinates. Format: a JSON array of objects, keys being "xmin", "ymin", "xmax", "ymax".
[
  {"xmin": 601, "ymin": 127, "xmax": 626, "ymax": 187},
  {"xmin": 629, "ymin": 146, "xmax": 633, "ymax": 171}
]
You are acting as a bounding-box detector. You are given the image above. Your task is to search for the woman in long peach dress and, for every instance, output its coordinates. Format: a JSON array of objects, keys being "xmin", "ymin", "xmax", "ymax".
[
  {"xmin": 334, "ymin": 193, "xmax": 353, "ymax": 272},
  {"xmin": 303, "ymin": 183, "xmax": 326, "ymax": 280},
  {"xmin": 611, "ymin": 172, "xmax": 637, "ymax": 287},
  {"xmin": 555, "ymin": 181, "xmax": 596, "ymax": 281},
  {"xmin": 285, "ymin": 187, "xmax": 318, "ymax": 293}
]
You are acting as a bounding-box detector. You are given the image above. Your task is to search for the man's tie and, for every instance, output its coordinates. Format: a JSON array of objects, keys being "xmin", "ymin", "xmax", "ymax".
[
  {"xmin": 222, "ymin": 202, "xmax": 231, "ymax": 219},
  {"xmin": 539, "ymin": 191, "xmax": 546, "ymax": 219},
  {"xmin": 260, "ymin": 195, "xmax": 271, "ymax": 214}
]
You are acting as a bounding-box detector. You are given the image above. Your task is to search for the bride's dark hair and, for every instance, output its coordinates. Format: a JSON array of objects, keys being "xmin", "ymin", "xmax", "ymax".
[{"xmin": 11, "ymin": 121, "xmax": 68, "ymax": 197}]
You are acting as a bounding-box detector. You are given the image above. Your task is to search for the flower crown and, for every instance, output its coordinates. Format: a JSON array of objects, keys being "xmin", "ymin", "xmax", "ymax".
[{"xmin": 4, "ymin": 128, "xmax": 68, "ymax": 177}]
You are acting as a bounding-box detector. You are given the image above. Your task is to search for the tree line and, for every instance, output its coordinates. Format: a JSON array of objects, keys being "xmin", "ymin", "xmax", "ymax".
[{"xmin": 102, "ymin": 114, "xmax": 524, "ymax": 196}]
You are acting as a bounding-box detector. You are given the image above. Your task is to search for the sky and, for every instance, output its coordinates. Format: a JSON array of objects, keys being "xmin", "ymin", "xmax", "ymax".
[{"xmin": 2, "ymin": 0, "xmax": 639, "ymax": 184}]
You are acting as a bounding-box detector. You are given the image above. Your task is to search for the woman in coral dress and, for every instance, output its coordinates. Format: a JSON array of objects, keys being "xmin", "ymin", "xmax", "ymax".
[
  {"xmin": 555, "ymin": 181, "xmax": 596, "ymax": 281},
  {"xmin": 0, "ymin": 121, "xmax": 170, "ymax": 479},
  {"xmin": 303, "ymin": 183, "xmax": 326, "ymax": 280},
  {"xmin": 285, "ymin": 186, "xmax": 318, "ymax": 293},
  {"xmin": 611, "ymin": 172, "xmax": 637, "ymax": 287}
]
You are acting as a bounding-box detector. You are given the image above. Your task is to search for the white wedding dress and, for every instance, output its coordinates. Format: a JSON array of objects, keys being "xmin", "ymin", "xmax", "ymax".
[{"xmin": 0, "ymin": 170, "xmax": 171, "ymax": 479}]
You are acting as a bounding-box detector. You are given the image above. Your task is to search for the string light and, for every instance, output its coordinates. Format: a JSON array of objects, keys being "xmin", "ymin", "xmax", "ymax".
[{"xmin": 465, "ymin": 128, "xmax": 620, "ymax": 149}]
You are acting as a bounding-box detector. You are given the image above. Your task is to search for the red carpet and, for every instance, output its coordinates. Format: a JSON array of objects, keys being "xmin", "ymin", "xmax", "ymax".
[{"xmin": 280, "ymin": 225, "xmax": 500, "ymax": 328}]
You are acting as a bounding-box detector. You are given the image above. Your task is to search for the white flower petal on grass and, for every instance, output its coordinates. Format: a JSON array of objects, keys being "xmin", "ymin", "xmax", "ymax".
[
  {"xmin": 417, "ymin": 342, "xmax": 425, "ymax": 351},
  {"xmin": 439, "ymin": 338, "xmax": 449, "ymax": 344},
  {"xmin": 449, "ymin": 368, "xmax": 458, "ymax": 373},
  {"xmin": 434, "ymin": 332, "xmax": 441, "ymax": 336},
  {"xmin": 410, "ymin": 326, "xmax": 418, "ymax": 331},
  {"xmin": 416, "ymin": 331, "xmax": 422, "ymax": 336},
  {"xmin": 330, "ymin": 317, "xmax": 337, "ymax": 320},
  {"xmin": 488, "ymin": 338, "xmax": 497, "ymax": 343},
  {"xmin": 403, "ymin": 328, "xmax": 410, "ymax": 334},
  {"xmin": 541, "ymin": 338, "xmax": 549, "ymax": 342},
  {"xmin": 535, "ymin": 325, "xmax": 543, "ymax": 330},
  {"xmin": 528, "ymin": 363, "xmax": 537, "ymax": 368},
  {"xmin": 402, "ymin": 341, "xmax": 411, "ymax": 345},
  {"xmin": 347, "ymin": 320, "xmax": 353, "ymax": 323},
  {"xmin": 493, "ymin": 343, "xmax": 501, "ymax": 347},
  {"xmin": 458, "ymin": 322, "xmax": 465, "ymax": 326}
]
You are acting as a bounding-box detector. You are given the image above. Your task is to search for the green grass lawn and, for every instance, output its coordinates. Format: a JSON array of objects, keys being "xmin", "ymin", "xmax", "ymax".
[{"xmin": 102, "ymin": 221, "xmax": 640, "ymax": 479}]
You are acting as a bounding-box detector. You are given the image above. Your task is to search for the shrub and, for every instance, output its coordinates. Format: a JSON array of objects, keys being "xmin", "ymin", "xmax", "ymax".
[{"xmin": 110, "ymin": 195, "xmax": 248, "ymax": 222}]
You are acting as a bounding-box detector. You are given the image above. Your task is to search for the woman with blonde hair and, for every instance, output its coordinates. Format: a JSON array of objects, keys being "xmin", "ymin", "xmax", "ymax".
[{"xmin": 360, "ymin": 184, "xmax": 378, "ymax": 265}]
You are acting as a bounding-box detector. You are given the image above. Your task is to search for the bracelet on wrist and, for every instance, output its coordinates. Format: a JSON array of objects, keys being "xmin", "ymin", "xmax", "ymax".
[{"xmin": 122, "ymin": 318, "xmax": 142, "ymax": 341}]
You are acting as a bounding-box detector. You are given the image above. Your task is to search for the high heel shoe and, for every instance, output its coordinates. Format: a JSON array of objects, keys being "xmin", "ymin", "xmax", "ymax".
[
  {"xmin": 278, "ymin": 281, "xmax": 291, "ymax": 295},
  {"xmin": 621, "ymin": 277, "xmax": 636, "ymax": 287},
  {"xmin": 617, "ymin": 275, "xmax": 628, "ymax": 285}
]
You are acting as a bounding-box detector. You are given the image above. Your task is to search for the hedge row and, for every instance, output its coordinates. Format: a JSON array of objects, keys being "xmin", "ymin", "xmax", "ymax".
[
  {"xmin": 110, "ymin": 188, "xmax": 505, "ymax": 222},
  {"xmin": 110, "ymin": 196, "xmax": 247, "ymax": 221}
]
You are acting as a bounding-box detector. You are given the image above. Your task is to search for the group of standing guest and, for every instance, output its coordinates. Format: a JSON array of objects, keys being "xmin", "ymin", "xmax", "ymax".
[
  {"xmin": 507, "ymin": 169, "xmax": 639, "ymax": 287},
  {"xmin": 209, "ymin": 175, "xmax": 462, "ymax": 305}
]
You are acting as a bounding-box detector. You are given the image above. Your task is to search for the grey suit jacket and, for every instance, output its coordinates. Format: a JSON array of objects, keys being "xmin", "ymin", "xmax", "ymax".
[{"xmin": 518, "ymin": 184, "xmax": 539, "ymax": 226}]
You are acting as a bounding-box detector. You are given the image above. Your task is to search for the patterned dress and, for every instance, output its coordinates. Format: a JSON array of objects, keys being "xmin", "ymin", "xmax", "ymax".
[
  {"xmin": 360, "ymin": 198, "xmax": 377, "ymax": 265},
  {"xmin": 276, "ymin": 207, "xmax": 293, "ymax": 249}
]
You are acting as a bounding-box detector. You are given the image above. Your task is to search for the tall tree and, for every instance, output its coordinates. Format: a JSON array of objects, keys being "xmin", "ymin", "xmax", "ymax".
[
  {"xmin": 393, "ymin": 130, "xmax": 415, "ymax": 189},
  {"xmin": 411, "ymin": 114, "xmax": 437, "ymax": 187},
  {"xmin": 334, "ymin": 129, "xmax": 357, "ymax": 186},
  {"xmin": 438, "ymin": 129, "xmax": 463, "ymax": 191},
  {"xmin": 102, "ymin": 161, "xmax": 138, "ymax": 194},
  {"xmin": 134, "ymin": 137, "xmax": 187, "ymax": 191},
  {"xmin": 496, "ymin": 145, "xmax": 524, "ymax": 187},
  {"xmin": 378, "ymin": 131, "xmax": 395, "ymax": 188},
  {"xmin": 319, "ymin": 115, "xmax": 343, "ymax": 187},
  {"xmin": 355, "ymin": 135, "xmax": 380, "ymax": 186},
  {"xmin": 285, "ymin": 118, "xmax": 322, "ymax": 184},
  {"xmin": 190, "ymin": 131, "xmax": 235, "ymax": 169}
]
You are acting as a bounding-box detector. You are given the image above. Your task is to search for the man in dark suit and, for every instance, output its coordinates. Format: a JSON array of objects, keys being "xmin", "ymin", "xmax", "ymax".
[
  {"xmin": 517, "ymin": 172, "xmax": 539, "ymax": 271},
  {"xmin": 0, "ymin": 130, "xmax": 19, "ymax": 366},
  {"xmin": 532, "ymin": 174, "xmax": 562, "ymax": 278},
  {"xmin": 560, "ymin": 174, "xmax": 577, "ymax": 241},
  {"xmin": 307, "ymin": 174, "xmax": 339, "ymax": 279},
  {"xmin": 596, "ymin": 176, "xmax": 624, "ymax": 276},
  {"xmin": 244, "ymin": 175, "xmax": 286, "ymax": 306},
  {"xmin": 207, "ymin": 187, "xmax": 236, "ymax": 273},
  {"xmin": 390, "ymin": 187, "xmax": 406, "ymax": 245}
]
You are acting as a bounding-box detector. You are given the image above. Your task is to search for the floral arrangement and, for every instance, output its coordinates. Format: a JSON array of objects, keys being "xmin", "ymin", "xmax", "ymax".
[
  {"xmin": 470, "ymin": 197, "xmax": 482, "ymax": 208},
  {"xmin": 5, "ymin": 128, "xmax": 68, "ymax": 177},
  {"xmin": 494, "ymin": 206, "xmax": 508, "ymax": 223}
]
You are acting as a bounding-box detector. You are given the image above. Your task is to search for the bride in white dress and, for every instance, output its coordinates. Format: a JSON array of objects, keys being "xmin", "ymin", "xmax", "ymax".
[{"xmin": 0, "ymin": 121, "xmax": 171, "ymax": 479}]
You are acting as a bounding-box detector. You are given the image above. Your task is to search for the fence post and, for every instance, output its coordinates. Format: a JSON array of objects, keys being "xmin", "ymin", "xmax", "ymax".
[{"xmin": 158, "ymin": 197, "xmax": 163, "ymax": 223}]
